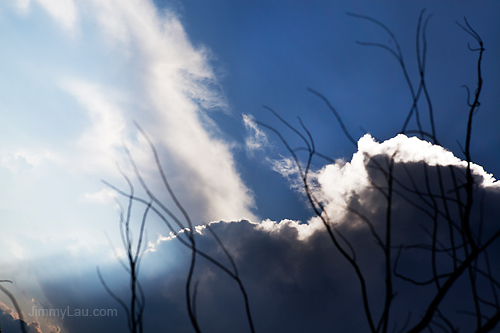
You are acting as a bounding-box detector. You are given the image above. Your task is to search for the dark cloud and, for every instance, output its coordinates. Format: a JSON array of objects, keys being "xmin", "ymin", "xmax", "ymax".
[
  {"xmin": 32, "ymin": 134, "xmax": 500, "ymax": 332},
  {"xmin": 0, "ymin": 302, "xmax": 43, "ymax": 333}
]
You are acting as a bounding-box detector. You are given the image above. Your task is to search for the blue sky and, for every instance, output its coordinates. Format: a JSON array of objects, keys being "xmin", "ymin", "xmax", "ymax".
[
  {"xmin": 0, "ymin": 1, "xmax": 499, "ymax": 332},
  {"xmin": 167, "ymin": 0, "xmax": 500, "ymax": 221}
]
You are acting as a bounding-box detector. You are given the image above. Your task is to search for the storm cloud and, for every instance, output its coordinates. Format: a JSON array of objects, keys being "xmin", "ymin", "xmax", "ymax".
[{"xmin": 33, "ymin": 134, "xmax": 500, "ymax": 332}]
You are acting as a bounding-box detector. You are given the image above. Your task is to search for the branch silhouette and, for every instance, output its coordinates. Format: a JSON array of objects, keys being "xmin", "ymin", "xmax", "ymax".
[
  {"xmin": 97, "ymin": 167, "xmax": 148, "ymax": 333},
  {"xmin": 0, "ymin": 280, "xmax": 28, "ymax": 333},
  {"xmin": 103, "ymin": 122, "xmax": 255, "ymax": 333},
  {"xmin": 251, "ymin": 11, "xmax": 499, "ymax": 333}
]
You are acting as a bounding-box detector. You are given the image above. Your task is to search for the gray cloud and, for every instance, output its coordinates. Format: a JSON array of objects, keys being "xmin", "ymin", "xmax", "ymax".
[{"xmin": 31, "ymin": 134, "xmax": 500, "ymax": 332}]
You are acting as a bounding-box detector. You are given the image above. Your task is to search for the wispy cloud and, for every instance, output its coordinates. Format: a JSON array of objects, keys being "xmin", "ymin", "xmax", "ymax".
[
  {"xmin": 33, "ymin": 0, "xmax": 78, "ymax": 32},
  {"xmin": 243, "ymin": 114, "xmax": 269, "ymax": 151},
  {"xmin": 80, "ymin": 0, "xmax": 254, "ymax": 222},
  {"xmin": 0, "ymin": 3, "xmax": 258, "ymax": 326},
  {"xmin": 3, "ymin": 0, "xmax": 255, "ymax": 228}
]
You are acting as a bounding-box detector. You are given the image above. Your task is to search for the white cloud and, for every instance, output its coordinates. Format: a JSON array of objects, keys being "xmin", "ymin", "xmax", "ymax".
[
  {"xmin": 307, "ymin": 134, "xmax": 499, "ymax": 226},
  {"xmin": 10, "ymin": 0, "xmax": 255, "ymax": 224},
  {"xmin": 12, "ymin": 0, "xmax": 30, "ymax": 13},
  {"xmin": 7, "ymin": 240, "xmax": 24, "ymax": 259},
  {"xmin": 61, "ymin": 79, "xmax": 127, "ymax": 175},
  {"xmin": 0, "ymin": 5, "xmax": 258, "ymax": 305},
  {"xmin": 357, "ymin": 134, "xmax": 497, "ymax": 187},
  {"xmin": 243, "ymin": 114, "xmax": 269, "ymax": 151},
  {"xmin": 257, "ymin": 218, "xmax": 323, "ymax": 241},
  {"xmin": 79, "ymin": 187, "xmax": 117, "ymax": 204},
  {"xmin": 3, "ymin": 0, "xmax": 255, "ymax": 227},
  {"xmin": 78, "ymin": 0, "xmax": 254, "ymax": 222},
  {"xmin": 89, "ymin": 0, "xmax": 130, "ymax": 47},
  {"xmin": 0, "ymin": 150, "xmax": 41, "ymax": 173},
  {"xmin": 33, "ymin": 0, "xmax": 78, "ymax": 31},
  {"xmin": 269, "ymin": 156, "xmax": 301, "ymax": 185}
]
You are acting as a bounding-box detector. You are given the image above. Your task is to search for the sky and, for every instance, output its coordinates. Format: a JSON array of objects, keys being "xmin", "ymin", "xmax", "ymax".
[{"xmin": 0, "ymin": 0, "xmax": 499, "ymax": 332}]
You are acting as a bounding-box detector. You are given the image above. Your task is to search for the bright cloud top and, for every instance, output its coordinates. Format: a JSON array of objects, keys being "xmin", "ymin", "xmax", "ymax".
[
  {"xmin": 264, "ymin": 133, "xmax": 498, "ymax": 232},
  {"xmin": 318, "ymin": 134, "xmax": 496, "ymax": 222}
]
